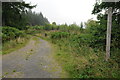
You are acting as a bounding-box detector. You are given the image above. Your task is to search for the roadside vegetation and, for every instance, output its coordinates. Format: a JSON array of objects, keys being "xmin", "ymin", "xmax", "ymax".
[
  {"xmin": 1, "ymin": 1, "xmax": 49, "ymax": 55},
  {"xmin": 1, "ymin": 1, "xmax": 120, "ymax": 79},
  {"xmin": 35, "ymin": 22, "xmax": 120, "ymax": 78},
  {"xmin": 1, "ymin": 27, "xmax": 30, "ymax": 54}
]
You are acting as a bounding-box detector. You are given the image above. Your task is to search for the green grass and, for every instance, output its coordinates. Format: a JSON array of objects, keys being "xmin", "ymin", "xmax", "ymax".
[
  {"xmin": 0, "ymin": 51, "xmax": 2, "ymax": 54},
  {"xmin": 32, "ymin": 36, "xmax": 41, "ymax": 45},
  {"xmin": 2, "ymin": 37, "xmax": 30, "ymax": 55},
  {"xmin": 52, "ymin": 43, "xmax": 120, "ymax": 78}
]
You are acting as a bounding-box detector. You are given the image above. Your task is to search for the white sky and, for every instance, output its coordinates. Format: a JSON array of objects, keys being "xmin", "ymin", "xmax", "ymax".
[{"xmin": 24, "ymin": 0, "xmax": 97, "ymax": 25}]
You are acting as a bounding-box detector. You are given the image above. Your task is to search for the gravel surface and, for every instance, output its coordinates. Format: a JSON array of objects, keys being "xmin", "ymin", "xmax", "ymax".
[{"xmin": 2, "ymin": 38, "xmax": 67, "ymax": 78}]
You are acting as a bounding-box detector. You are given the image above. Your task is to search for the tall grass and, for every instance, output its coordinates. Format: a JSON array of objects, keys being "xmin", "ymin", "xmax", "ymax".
[{"xmin": 2, "ymin": 36, "xmax": 30, "ymax": 54}]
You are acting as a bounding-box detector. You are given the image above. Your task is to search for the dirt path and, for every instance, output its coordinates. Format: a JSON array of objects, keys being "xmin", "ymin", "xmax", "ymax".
[{"xmin": 2, "ymin": 37, "xmax": 67, "ymax": 78}]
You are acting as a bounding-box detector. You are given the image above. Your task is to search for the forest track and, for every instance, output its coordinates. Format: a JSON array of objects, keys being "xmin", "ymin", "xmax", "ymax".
[{"xmin": 2, "ymin": 37, "xmax": 67, "ymax": 78}]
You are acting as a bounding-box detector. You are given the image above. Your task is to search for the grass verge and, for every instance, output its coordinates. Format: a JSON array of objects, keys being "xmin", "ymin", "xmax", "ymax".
[
  {"xmin": 2, "ymin": 36, "xmax": 31, "ymax": 55},
  {"xmin": 49, "ymin": 39, "xmax": 120, "ymax": 78}
]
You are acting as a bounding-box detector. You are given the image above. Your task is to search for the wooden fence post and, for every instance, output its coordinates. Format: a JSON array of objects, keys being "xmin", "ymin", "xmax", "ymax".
[{"xmin": 106, "ymin": 7, "xmax": 112, "ymax": 61}]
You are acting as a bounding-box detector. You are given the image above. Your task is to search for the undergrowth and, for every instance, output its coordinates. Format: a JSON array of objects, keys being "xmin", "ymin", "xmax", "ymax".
[
  {"xmin": 52, "ymin": 39, "xmax": 120, "ymax": 78},
  {"xmin": 41, "ymin": 31, "xmax": 120, "ymax": 78}
]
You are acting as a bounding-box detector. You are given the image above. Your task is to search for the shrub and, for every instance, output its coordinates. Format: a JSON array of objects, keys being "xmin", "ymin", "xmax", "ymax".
[
  {"xmin": 51, "ymin": 32, "xmax": 69, "ymax": 39},
  {"xmin": 2, "ymin": 26, "xmax": 26, "ymax": 42},
  {"xmin": 31, "ymin": 26, "xmax": 44, "ymax": 30}
]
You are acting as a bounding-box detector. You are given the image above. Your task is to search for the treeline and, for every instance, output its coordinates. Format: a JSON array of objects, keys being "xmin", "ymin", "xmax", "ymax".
[
  {"xmin": 1, "ymin": 1, "xmax": 50, "ymax": 54},
  {"xmin": 2, "ymin": 2, "xmax": 49, "ymax": 30},
  {"xmin": 2, "ymin": 1, "xmax": 50, "ymax": 43},
  {"xmin": 27, "ymin": 10, "xmax": 49, "ymax": 26}
]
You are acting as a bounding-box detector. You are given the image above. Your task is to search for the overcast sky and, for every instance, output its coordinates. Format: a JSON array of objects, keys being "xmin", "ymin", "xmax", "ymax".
[{"xmin": 24, "ymin": 0, "xmax": 97, "ymax": 25}]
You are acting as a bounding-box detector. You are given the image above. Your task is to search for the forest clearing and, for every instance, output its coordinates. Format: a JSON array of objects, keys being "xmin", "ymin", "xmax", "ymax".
[{"xmin": 0, "ymin": 0, "xmax": 120, "ymax": 79}]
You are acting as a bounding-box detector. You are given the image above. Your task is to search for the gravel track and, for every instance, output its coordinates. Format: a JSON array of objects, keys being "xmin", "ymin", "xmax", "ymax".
[{"xmin": 2, "ymin": 38, "xmax": 67, "ymax": 78}]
